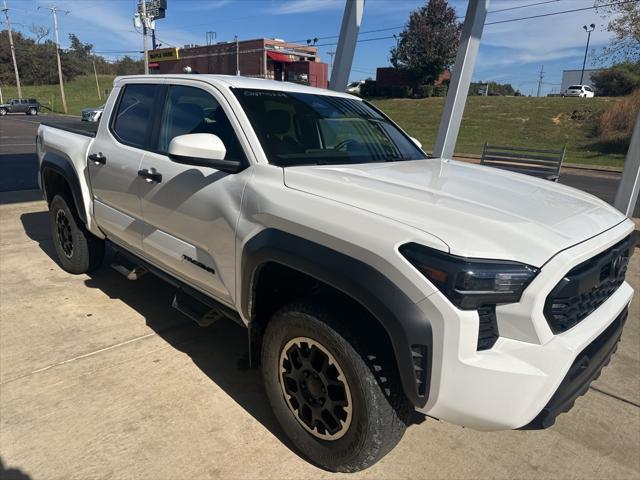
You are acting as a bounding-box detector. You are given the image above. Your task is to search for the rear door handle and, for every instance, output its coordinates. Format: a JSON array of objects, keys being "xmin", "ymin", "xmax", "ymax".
[
  {"xmin": 88, "ymin": 152, "xmax": 106, "ymax": 165},
  {"xmin": 137, "ymin": 167, "xmax": 162, "ymax": 183}
]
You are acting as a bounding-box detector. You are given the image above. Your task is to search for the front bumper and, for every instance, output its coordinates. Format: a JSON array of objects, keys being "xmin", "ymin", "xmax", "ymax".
[
  {"xmin": 416, "ymin": 221, "xmax": 634, "ymax": 431},
  {"xmin": 521, "ymin": 305, "xmax": 628, "ymax": 429}
]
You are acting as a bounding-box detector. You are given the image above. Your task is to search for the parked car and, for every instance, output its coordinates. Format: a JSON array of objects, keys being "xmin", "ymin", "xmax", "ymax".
[
  {"xmin": 0, "ymin": 98, "xmax": 41, "ymax": 116},
  {"xmin": 346, "ymin": 80, "xmax": 365, "ymax": 94},
  {"xmin": 563, "ymin": 85, "xmax": 595, "ymax": 97},
  {"xmin": 36, "ymin": 75, "xmax": 635, "ymax": 472},
  {"xmin": 81, "ymin": 105, "xmax": 105, "ymax": 122}
]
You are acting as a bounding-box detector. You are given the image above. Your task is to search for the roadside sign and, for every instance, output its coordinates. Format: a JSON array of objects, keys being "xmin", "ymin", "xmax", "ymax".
[
  {"xmin": 138, "ymin": 0, "xmax": 167, "ymax": 20},
  {"xmin": 149, "ymin": 47, "xmax": 179, "ymax": 62}
]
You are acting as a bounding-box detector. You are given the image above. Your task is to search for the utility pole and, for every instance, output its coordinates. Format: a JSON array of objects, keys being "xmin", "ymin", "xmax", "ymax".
[
  {"xmin": 580, "ymin": 24, "xmax": 595, "ymax": 84},
  {"xmin": 92, "ymin": 58, "xmax": 101, "ymax": 100},
  {"xmin": 2, "ymin": 0, "xmax": 22, "ymax": 98},
  {"xmin": 485, "ymin": 83, "xmax": 489, "ymax": 96},
  {"xmin": 536, "ymin": 65, "xmax": 544, "ymax": 97},
  {"xmin": 327, "ymin": 51, "xmax": 336, "ymax": 77},
  {"xmin": 141, "ymin": 0, "xmax": 149, "ymax": 74},
  {"xmin": 47, "ymin": 4, "xmax": 68, "ymax": 113},
  {"xmin": 235, "ymin": 35, "xmax": 240, "ymax": 76}
]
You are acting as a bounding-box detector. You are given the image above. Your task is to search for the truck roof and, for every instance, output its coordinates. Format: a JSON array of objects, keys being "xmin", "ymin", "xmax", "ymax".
[{"xmin": 113, "ymin": 74, "xmax": 358, "ymax": 99}]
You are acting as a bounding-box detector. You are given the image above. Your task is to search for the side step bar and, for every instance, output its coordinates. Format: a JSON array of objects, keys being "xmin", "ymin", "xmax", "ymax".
[
  {"xmin": 172, "ymin": 289, "xmax": 226, "ymax": 327},
  {"xmin": 106, "ymin": 241, "xmax": 245, "ymax": 329}
]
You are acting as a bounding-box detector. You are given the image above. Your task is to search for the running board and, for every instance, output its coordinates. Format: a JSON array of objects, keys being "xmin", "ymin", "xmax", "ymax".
[
  {"xmin": 110, "ymin": 263, "xmax": 147, "ymax": 280},
  {"xmin": 172, "ymin": 289, "xmax": 225, "ymax": 327}
]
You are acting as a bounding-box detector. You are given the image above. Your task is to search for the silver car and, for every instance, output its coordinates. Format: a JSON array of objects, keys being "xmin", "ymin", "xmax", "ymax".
[{"xmin": 80, "ymin": 105, "xmax": 104, "ymax": 122}]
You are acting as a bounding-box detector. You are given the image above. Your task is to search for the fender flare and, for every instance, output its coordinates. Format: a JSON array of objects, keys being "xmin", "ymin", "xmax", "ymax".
[
  {"xmin": 241, "ymin": 229, "xmax": 433, "ymax": 408},
  {"xmin": 40, "ymin": 152, "xmax": 87, "ymax": 225}
]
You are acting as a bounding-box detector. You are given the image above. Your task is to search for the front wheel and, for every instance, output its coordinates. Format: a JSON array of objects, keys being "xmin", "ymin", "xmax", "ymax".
[
  {"xmin": 49, "ymin": 194, "xmax": 104, "ymax": 274},
  {"xmin": 262, "ymin": 299, "xmax": 410, "ymax": 472},
  {"xmin": 0, "ymin": 108, "xmax": 7, "ymax": 116}
]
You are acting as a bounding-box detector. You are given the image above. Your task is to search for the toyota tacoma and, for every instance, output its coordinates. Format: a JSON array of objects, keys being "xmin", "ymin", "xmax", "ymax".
[{"xmin": 37, "ymin": 75, "xmax": 635, "ymax": 472}]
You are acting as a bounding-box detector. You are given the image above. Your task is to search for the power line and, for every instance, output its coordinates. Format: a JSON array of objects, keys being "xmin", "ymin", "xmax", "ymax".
[
  {"xmin": 289, "ymin": 0, "xmax": 571, "ymax": 45},
  {"xmin": 485, "ymin": 0, "xmax": 639, "ymax": 25},
  {"xmin": 310, "ymin": 0, "xmax": 639, "ymax": 47},
  {"xmin": 489, "ymin": 0, "xmax": 561, "ymax": 14}
]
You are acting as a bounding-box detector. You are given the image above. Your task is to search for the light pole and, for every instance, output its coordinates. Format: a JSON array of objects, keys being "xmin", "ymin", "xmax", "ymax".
[{"xmin": 580, "ymin": 23, "xmax": 595, "ymax": 84}]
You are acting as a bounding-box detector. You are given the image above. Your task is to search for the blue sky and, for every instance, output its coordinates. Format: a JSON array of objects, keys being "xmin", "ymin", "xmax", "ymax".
[{"xmin": 4, "ymin": 0, "xmax": 621, "ymax": 95}]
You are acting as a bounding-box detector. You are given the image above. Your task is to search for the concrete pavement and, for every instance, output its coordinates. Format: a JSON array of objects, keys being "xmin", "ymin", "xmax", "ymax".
[{"xmin": 1, "ymin": 193, "xmax": 639, "ymax": 480}]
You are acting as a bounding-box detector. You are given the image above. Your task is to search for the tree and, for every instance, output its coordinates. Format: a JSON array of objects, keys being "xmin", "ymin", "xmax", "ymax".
[
  {"xmin": 595, "ymin": 0, "xmax": 639, "ymax": 62},
  {"xmin": 390, "ymin": 0, "xmax": 462, "ymax": 85},
  {"xmin": 28, "ymin": 24, "xmax": 50, "ymax": 44},
  {"xmin": 469, "ymin": 81, "xmax": 517, "ymax": 96},
  {"xmin": 591, "ymin": 62, "xmax": 640, "ymax": 96},
  {"xmin": 115, "ymin": 56, "xmax": 144, "ymax": 76}
]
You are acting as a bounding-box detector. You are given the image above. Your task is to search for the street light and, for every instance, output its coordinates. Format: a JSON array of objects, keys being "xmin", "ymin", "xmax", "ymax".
[{"xmin": 580, "ymin": 23, "xmax": 595, "ymax": 84}]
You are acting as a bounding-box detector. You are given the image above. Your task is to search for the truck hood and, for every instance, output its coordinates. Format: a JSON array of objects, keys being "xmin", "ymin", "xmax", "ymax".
[{"xmin": 283, "ymin": 159, "xmax": 626, "ymax": 267}]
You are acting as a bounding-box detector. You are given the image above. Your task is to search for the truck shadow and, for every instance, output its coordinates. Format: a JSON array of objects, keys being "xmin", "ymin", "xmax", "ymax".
[
  {"xmin": 19, "ymin": 210, "xmax": 303, "ymax": 461},
  {"xmin": 20, "ymin": 209, "xmax": 425, "ymax": 467}
]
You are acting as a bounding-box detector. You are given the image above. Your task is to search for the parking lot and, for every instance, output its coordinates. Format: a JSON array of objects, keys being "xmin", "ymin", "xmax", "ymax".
[{"xmin": 1, "ymin": 114, "xmax": 639, "ymax": 479}]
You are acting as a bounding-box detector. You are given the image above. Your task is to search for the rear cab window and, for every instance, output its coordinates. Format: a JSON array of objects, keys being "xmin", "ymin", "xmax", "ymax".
[{"xmin": 111, "ymin": 83, "xmax": 160, "ymax": 148}]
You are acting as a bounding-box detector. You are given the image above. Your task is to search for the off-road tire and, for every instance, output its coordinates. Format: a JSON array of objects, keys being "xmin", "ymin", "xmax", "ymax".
[
  {"xmin": 0, "ymin": 108, "xmax": 7, "ymax": 116},
  {"xmin": 28, "ymin": 107, "xmax": 38, "ymax": 115},
  {"xmin": 49, "ymin": 194, "xmax": 104, "ymax": 274},
  {"xmin": 262, "ymin": 298, "xmax": 411, "ymax": 472}
]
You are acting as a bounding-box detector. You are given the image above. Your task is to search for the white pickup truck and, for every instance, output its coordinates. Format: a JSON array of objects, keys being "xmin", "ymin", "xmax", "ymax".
[{"xmin": 37, "ymin": 75, "xmax": 635, "ymax": 472}]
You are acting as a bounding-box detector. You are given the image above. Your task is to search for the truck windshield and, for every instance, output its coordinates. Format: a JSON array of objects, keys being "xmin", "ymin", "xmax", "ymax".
[{"xmin": 233, "ymin": 88, "xmax": 427, "ymax": 167}]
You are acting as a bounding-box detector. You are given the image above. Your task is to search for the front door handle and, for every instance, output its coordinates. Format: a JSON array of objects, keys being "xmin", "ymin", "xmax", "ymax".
[
  {"xmin": 88, "ymin": 152, "xmax": 106, "ymax": 165},
  {"xmin": 137, "ymin": 167, "xmax": 162, "ymax": 183}
]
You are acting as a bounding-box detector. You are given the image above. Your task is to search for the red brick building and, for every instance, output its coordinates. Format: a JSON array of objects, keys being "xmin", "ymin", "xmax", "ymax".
[{"xmin": 152, "ymin": 38, "xmax": 328, "ymax": 89}]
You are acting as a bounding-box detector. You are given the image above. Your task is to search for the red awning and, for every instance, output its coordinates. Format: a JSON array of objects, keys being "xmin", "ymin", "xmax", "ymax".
[
  {"xmin": 148, "ymin": 63, "xmax": 160, "ymax": 68},
  {"xmin": 267, "ymin": 51, "xmax": 294, "ymax": 63}
]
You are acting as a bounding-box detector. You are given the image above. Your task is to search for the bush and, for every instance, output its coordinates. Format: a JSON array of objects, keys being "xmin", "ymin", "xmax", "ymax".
[
  {"xmin": 391, "ymin": 85, "xmax": 411, "ymax": 98},
  {"xmin": 433, "ymin": 85, "xmax": 448, "ymax": 97},
  {"xmin": 359, "ymin": 79, "xmax": 377, "ymax": 98},
  {"xmin": 592, "ymin": 62, "xmax": 640, "ymax": 96},
  {"xmin": 414, "ymin": 84, "xmax": 434, "ymax": 98},
  {"xmin": 598, "ymin": 89, "xmax": 640, "ymax": 145}
]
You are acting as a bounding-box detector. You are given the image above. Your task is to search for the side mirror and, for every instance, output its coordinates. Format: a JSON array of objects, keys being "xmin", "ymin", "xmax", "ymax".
[
  {"xmin": 168, "ymin": 133, "xmax": 243, "ymax": 173},
  {"xmin": 410, "ymin": 136, "xmax": 422, "ymax": 149}
]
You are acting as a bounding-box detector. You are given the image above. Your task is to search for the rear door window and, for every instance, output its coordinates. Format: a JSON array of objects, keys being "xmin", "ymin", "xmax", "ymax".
[{"xmin": 112, "ymin": 84, "xmax": 159, "ymax": 149}]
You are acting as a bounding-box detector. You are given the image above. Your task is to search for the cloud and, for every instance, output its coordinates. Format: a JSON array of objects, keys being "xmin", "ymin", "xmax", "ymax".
[{"xmin": 272, "ymin": 0, "xmax": 342, "ymax": 15}]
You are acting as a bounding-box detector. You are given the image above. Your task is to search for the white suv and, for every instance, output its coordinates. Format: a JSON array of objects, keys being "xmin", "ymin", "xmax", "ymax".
[{"xmin": 564, "ymin": 84, "xmax": 595, "ymax": 97}]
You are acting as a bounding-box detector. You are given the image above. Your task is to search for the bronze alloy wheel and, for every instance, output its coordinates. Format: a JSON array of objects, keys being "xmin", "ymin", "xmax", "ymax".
[
  {"xmin": 279, "ymin": 336, "xmax": 353, "ymax": 440},
  {"xmin": 55, "ymin": 209, "xmax": 74, "ymax": 258}
]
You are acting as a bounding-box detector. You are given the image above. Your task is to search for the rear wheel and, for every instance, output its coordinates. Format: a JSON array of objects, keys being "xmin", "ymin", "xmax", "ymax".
[
  {"xmin": 49, "ymin": 194, "xmax": 104, "ymax": 274},
  {"xmin": 262, "ymin": 299, "xmax": 410, "ymax": 472},
  {"xmin": 28, "ymin": 107, "xmax": 37, "ymax": 115}
]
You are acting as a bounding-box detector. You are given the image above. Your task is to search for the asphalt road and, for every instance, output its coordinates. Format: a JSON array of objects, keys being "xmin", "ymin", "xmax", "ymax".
[{"xmin": 0, "ymin": 114, "xmax": 85, "ymax": 193}]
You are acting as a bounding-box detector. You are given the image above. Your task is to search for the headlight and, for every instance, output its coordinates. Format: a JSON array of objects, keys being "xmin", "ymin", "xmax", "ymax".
[{"xmin": 399, "ymin": 243, "xmax": 539, "ymax": 309}]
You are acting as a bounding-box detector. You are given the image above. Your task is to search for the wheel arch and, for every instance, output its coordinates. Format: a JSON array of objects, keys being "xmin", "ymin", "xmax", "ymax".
[
  {"xmin": 241, "ymin": 228, "xmax": 433, "ymax": 408},
  {"xmin": 41, "ymin": 152, "xmax": 87, "ymax": 225}
]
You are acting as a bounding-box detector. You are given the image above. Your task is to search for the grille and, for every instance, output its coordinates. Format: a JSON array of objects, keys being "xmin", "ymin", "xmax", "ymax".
[
  {"xmin": 544, "ymin": 235, "xmax": 634, "ymax": 333},
  {"xmin": 477, "ymin": 305, "xmax": 499, "ymax": 350}
]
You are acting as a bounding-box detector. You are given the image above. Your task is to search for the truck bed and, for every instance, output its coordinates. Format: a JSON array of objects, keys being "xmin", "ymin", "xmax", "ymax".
[{"xmin": 40, "ymin": 119, "xmax": 98, "ymax": 137}]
